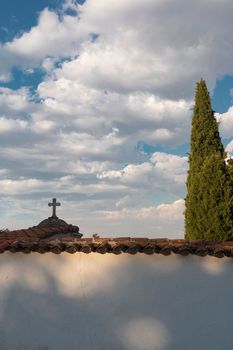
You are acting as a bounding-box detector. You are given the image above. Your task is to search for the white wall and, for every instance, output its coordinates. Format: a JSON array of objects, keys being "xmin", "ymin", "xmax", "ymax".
[{"xmin": 0, "ymin": 252, "xmax": 232, "ymax": 350}]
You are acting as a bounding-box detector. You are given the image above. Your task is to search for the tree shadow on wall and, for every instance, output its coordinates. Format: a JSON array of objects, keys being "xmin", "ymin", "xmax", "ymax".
[{"xmin": 0, "ymin": 252, "xmax": 232, "ymax": 350}]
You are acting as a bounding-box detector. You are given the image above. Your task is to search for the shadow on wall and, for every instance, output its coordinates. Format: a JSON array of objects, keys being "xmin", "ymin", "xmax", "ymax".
[{"xmin": 0, "ymin": 252, "xmax": 232, "ymax": 350}]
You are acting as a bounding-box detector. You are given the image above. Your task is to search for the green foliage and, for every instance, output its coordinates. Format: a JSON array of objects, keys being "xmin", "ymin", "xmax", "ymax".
[
  {"xmin": 226, "ymin": 158, "xmax": 233, "ymax": 177},
  {"xmin": 185, "ymin": 79, "xmax": 233, "ymax": 241}
]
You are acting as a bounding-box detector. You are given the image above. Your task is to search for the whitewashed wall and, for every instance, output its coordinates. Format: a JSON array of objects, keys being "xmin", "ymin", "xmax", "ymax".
[{"xmin": 0, "ymin": 252, "xmax": 232, "ymax": 350}]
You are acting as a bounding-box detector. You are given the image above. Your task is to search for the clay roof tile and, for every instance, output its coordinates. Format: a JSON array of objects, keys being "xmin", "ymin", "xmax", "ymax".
[{"xmin": 0, "ymin": 229, "xmax": 233, "ymax": 257}]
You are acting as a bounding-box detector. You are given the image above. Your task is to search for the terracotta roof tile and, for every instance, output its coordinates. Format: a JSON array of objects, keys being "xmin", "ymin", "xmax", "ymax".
[
  {"xmin": 37, "ymin": 243, "xmax": 50, "ymax": 254},
  {"xmin": 143, "ymin": 245, "xmax": 154, "ymax": 255},
  {"xmin": 65, "ymin": 245, "xmax": 77, "ymax": 254},
  {"xmin": 160, "ymin": 246, "xmax": 172, "ymax": 255},
  {"xmin": 0, "ymin": 241, "xmax": 9, "ymax": 253},
  {"xmin": 81, "ymin": 245, "xmax": 92, "ymax": 254},
  {"xmin": 0, "ymin": 225, "xmax": 79, "ymax": 243},
  {"xmin": 1, "ymin": 228, "xmax": 233, "ymax": 257}
]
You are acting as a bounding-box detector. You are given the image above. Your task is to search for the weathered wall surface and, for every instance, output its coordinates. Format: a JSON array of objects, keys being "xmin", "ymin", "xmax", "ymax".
[{"xmin": 0, "ymin": 252, "xmax": 232, "ymax": 350}]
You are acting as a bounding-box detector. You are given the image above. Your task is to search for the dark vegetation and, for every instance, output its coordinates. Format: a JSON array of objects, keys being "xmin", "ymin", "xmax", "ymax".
[{"xmin": 185, "ymin": 79, "xmax": 233, "ymax": 241}]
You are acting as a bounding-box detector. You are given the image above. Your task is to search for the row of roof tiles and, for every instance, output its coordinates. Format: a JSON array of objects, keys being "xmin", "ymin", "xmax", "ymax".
[{"xmin": 0, "ymin": 226, "xmax": 233, "ymax": 258}]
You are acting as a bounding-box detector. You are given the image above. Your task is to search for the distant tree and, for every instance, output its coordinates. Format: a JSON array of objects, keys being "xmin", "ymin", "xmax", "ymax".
[{"xmin": 184, "ymin": 79, "xmax": 233, "ymax": 241}]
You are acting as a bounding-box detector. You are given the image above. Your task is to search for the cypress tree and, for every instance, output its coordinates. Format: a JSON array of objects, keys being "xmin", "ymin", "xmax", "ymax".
[
  {"xmin": 226, "ymin": 158, "xmax": 233, "ymax": 177},
  {"xmin": 185, "ymin": 79, "xmax": 233, "ymax": 241}
]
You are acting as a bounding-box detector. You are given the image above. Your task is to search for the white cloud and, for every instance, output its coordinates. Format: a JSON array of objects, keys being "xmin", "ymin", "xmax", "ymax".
[
  {"xmin": 37, "ymin": 77, "xmax": 192, "ymax": 148},
  {"xmin": 98, "ymin": 152, "xmax": 188, "ymax": 196},
  {"xmin": 1, "ymin": 0, "xmax": 233, "ymax": 236},
  {"xmin": 102, "ymin": 199, "xmax": 184, "ymax": 237},
  {"xmin": 0, "ymin": 117, "xmax": 28, "ymax": 133},
  {"xmin": 0, "ymin": 0, "xmax": 233, "ymax": 97},
  {"xmin": 216, "ymin": 108, "xmax": 233, "ymax": 139},
  {"xmin": 5, "ymin": 8, "xmax": 84, "ymax": 60},
  {"xmin": 32, "ymin": 120, "xmax": 56, "ymax": 133},
  {"xmin": 105, "ymin": 199, "xmax": 184, "ymax": 221},
  {"xmin": 0, "ymin": 178, "xmax": 48, "ymax": 194},
  {"xmin": 0, "ymin": 87, "xmax": 33, "ymax": 114},
  {"xmin": 46, "ymin": 0, "xmax": 233, "ymax": 99}
]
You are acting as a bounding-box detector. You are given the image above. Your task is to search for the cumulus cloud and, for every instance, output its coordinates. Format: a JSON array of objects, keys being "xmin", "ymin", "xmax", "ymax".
[
  {"xmin": 216, "ymin": 108, "xmax": 233, "ymax": 139},
  {"xmin": 0, "ymin": 87, "xmax": 34, "ymax": 115},
  {"xmin": 5, "ymin": 8, "xmax": 86, "ymax": 63},
  {"xmin": 1, "ymin": 0, "xmax": 233, "ymax": 95},
  {"xmin": 105, "ymin": 199, "xmax": 184, "ymax": 221},
  {"xmin": 0, "ymin": 117, "xmax": 28, "ymax": 133},
  {"xmin": 215, "ymin": 108, "xmax": 233, "ymax": 157},
  {"xmin": 1, "ymin": 0, "xmax": 233, "ymax": 235},
  {"xmin": 37, "ymin": 78, "xmax": 192, "ymax": 148},
  {"xmin": 98, "ymin": 152, "xmax": 187, "ymax": 196},
  {"xmin": 102, "ymin": 199, "xmax": 185, "ymax": 237},
  {"xmin": 48, "ymin": 0, "xmax": 233, "ymax": 99}
]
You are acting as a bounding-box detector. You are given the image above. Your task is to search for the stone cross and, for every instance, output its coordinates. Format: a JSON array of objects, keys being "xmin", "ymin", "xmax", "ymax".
[{"xmin": 48, "ymin": 198, "xmax": 61, "ymax": 218}]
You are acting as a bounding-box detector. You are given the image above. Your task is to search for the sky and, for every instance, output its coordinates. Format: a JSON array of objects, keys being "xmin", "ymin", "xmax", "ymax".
[{"xmin": 1, "ymin": 0, "xmax": 233, "ymax": 237}]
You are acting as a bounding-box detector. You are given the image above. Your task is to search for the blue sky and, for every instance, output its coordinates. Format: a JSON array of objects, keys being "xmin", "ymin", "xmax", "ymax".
[
  {"xmin": 1, "ymin": 0, "xmax": 233, "ymax": 236},
  {"xmin": 0, "ymin": 1, "xmax": 62, "ymax": 42}
]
